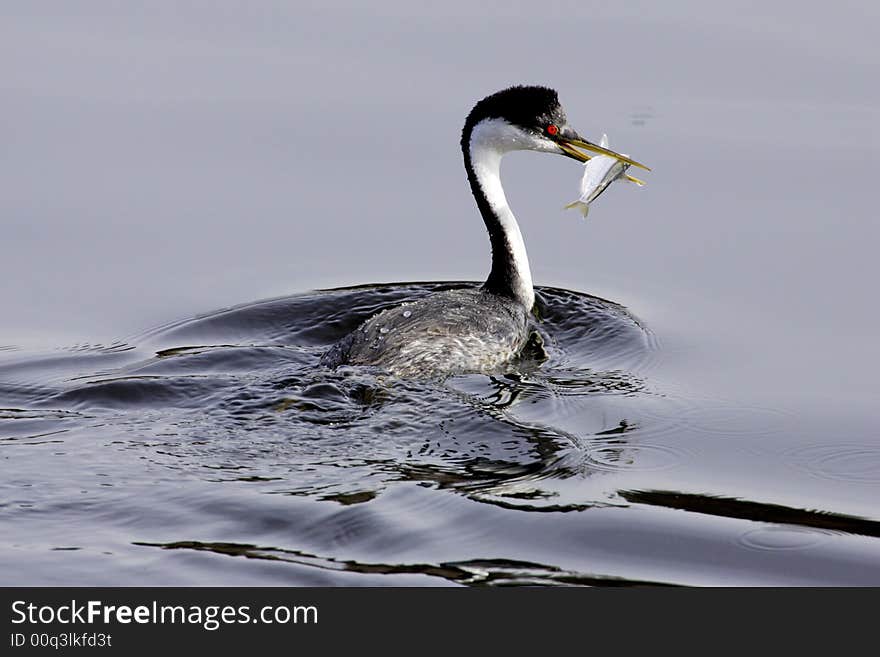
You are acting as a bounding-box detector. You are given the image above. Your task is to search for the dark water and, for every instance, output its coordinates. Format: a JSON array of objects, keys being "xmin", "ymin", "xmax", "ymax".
[
  {"xmin": 3, "ymin": 283, "xmax": 879, "ymax": 586},
  {"xmin": 2, "ymin": 3, "xmax": 879, "ymax": 585}
]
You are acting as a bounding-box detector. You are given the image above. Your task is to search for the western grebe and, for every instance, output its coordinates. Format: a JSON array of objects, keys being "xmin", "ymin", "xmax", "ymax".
[{"xmin": 320, "ymin": 85, "xmax": 648, "ymax": 377}]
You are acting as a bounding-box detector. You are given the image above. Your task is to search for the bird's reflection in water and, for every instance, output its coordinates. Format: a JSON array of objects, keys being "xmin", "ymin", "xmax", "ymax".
[{"xmin": 377, "ymin": 366, "xmax": 652, "ymax": 512}]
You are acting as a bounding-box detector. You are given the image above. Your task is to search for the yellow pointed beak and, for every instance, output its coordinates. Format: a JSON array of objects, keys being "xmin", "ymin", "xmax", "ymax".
[{"xmin": 558, "ymin": 138, "xmax": 651, "ymax": 171}]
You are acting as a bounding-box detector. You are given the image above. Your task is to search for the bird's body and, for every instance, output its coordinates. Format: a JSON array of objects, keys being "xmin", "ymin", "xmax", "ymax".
[
  {"xmin": 319, "ymin": 288, "xmax": 529, "ymax": 377},
  {"xmin": 320, "ymin": 86, "xmax": 647, "ymax": 378}
]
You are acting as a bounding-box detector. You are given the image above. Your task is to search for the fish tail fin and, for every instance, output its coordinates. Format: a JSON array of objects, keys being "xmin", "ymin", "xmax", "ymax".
[{"xmin": 564, "ymin": 201, "xmax": 590, "ymax": 218}]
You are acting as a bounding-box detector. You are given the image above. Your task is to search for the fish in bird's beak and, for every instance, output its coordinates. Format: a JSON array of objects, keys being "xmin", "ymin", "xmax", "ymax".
[
  {"xmin": 554, "ymin": 126, "xmax": 651, "ymax": 171},
  {"xmin": 564, "ymin": 133, "xmax": 645, "ymax": 218}
]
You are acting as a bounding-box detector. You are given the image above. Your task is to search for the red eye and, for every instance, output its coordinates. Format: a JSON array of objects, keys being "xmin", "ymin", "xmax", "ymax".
[{"xmin": 546, "ymin": 124, "xmax": 559, "ymax": 136}]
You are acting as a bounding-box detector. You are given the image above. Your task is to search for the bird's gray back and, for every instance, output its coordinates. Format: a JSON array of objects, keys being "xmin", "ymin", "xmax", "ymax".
[{"xmin": 319, "ymin": 288, "xmax": 530, "ymax": 377}]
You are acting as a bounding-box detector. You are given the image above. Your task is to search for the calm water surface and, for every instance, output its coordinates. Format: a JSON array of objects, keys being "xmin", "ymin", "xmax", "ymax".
[{"xmin": 1, "ymin": 3, "xmax": 879, "ymax": 585}]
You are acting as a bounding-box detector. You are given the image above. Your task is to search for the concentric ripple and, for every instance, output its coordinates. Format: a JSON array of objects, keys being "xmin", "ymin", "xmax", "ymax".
[
  {"xmin": 785, "ymin": 443, "xmax": 880, "ymax": 485},
  {"xmin": 738, "ymin": 526, "xmax": 833, "ymax": 552},
  {"xmin": 582, "ymin": 441, "xmax": 692, "ymax": 473},
  {"xmin": 2, "ymin": 282, "xmax": 657, "ymax": 504}
]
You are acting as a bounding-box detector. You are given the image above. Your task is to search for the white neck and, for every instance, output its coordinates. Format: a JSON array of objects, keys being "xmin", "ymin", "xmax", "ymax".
[{"xmin": 468, "ymin": 119, "xmax": 535, "ymax": 309}]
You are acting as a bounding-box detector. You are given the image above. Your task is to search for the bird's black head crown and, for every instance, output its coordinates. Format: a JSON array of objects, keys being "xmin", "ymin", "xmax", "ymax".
[{"xmin": 462, "ymin": 85, "xmax": 567, "ymax": 146}]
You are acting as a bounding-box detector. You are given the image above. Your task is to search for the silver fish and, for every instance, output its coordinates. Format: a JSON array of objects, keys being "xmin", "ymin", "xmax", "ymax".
[{"xmin": 565, "ymin": 134, "xmax": 645, "ymax": 218}]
